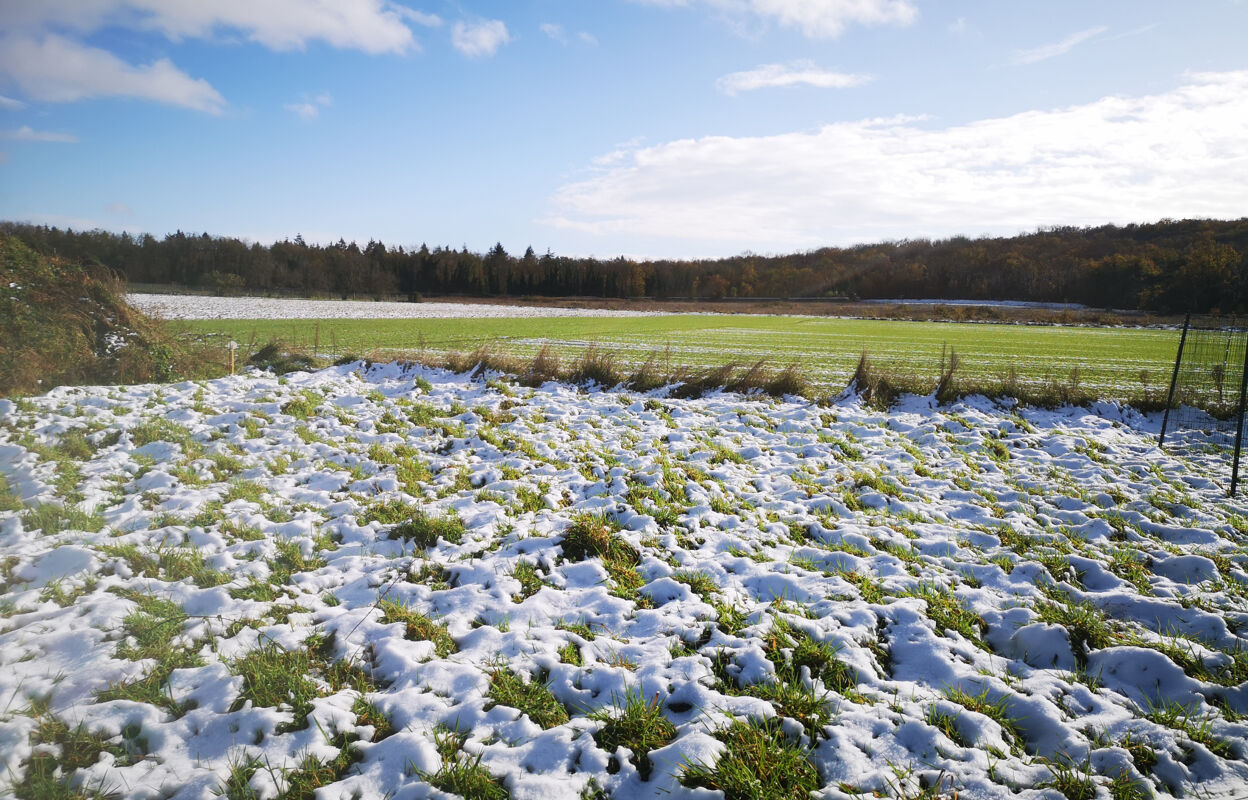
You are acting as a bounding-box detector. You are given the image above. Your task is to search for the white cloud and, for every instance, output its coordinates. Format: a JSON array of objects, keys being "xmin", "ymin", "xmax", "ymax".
[
  {"xmin": 541, "ymin": 23, "xmax": 598, "ymax": 46},
  {"xmin": 284, "ymin": 92, "xmax": 332, "ymax": 119},
  {"xmin": 392, "ymin": 6, "xmax": 442, "ymax": 28},
  {"xmin": 0, "ymin": 95, "xmax": 25, "ymax": 110},
  {"xmin": 105, "ymin": 201, "xmax": 133, "ymax": 215},
  {"xmin": 3, "ymin": 0, "xmax": 419, "ymax": 55},
  {"xmin": 1011, "ymin": 25, "xmax": 1107, "ymax": 65},
  {"xmin": 543, "ymin": 71, "xmax": 1248, "ymax": 251},
  {"xmin": 540, "ymin": 23, "xmax": 568, "ymax": 43},
  {"xmin": 2, "ymin": 125, "xmax": 78, "ymax": 142},
  {"xmin": 636, "ymin": 0, "xmax": 917, "ymax": 39},
  {"xmin": 452, "ymin": 19, "xmax": 510, "ymax": 58},
  {"xmin": 0, "ymin": 34, "xmax": 226, "ymax": 113},
  {"xmin": 717, "ymin": 62, "xmax": 871, "ymax": 95}
]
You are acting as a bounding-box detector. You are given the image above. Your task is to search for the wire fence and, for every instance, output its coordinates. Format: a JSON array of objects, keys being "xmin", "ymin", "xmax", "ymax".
[{"xmin": 1159, "ymin": 316, "xmax": 1247, "ymax": 495}]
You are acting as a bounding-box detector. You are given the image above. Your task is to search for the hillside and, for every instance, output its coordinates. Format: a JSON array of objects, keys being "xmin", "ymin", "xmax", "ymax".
[{"xmin": 0, "ymin": 235, "xmax": 186, "ymax": 395}]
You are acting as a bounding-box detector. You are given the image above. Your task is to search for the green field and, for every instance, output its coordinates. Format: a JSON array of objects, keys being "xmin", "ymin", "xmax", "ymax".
[{"xmin": 184, "ymin": 314, "xmax": 1180, "ymax": 399}]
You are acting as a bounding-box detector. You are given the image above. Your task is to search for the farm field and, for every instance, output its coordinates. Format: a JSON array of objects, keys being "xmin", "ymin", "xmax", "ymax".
[
  {"xmin": 166, "ymin": 305, "xmax": 1181, "ymax": 401},
  {"xmin": 1, "ymin": 363, "xmax": 1246, "ymax": 799}
]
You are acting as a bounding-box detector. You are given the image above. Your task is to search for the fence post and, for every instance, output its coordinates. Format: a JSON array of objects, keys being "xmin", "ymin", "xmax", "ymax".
[
  {"xmin": 1159, "ymin": 313, "xmax": 1191, "ymax": 448},
  {"xmin": 1230, "ymin": 330, "xmax": 1248, "ymax": 496}
]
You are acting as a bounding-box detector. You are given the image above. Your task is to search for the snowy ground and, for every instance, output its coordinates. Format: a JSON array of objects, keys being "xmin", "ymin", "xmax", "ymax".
[
  {"xmin": 127, "ymin": 294, "xmax": 672, "ymax": 321},
  {"xmin": 1, "ymin": 364, "xmax": 1246, "ymax": 800}
]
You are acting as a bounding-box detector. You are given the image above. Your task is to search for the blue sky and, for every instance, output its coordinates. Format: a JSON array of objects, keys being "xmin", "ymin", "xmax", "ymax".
[{"xmin": 1, "ymin": 1, "xmax": 1246, "ymax": 259}]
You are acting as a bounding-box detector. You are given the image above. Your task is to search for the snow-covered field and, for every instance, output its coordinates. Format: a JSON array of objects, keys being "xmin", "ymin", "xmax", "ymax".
[
  {"xmin": 127, "ymin": 294, "xmax": 670, "ymax": 320},
  {"xmin": 1, "ymin": 364, "xmax": 1246, "ymax": 800}
]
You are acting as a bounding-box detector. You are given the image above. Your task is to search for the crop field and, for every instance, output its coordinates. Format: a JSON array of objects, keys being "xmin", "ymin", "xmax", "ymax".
[
  {"xmin": 175, "ymin": 312, "xmax": 1181, "ymax": 401},
  {"xmin": 1, "ymin": 362, "xmax": 1246, "ymax": 800}
]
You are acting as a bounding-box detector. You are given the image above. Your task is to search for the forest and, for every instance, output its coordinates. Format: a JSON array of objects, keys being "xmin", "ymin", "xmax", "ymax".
[{"xmin": 2, "ymin": 217, "xmax": 1245, "ymax": 313}]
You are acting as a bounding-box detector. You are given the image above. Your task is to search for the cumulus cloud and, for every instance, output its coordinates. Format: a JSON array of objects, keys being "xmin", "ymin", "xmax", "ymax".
[
  {"xmin": 717, "ymin": 62, "xmax": 871, "ymax": 95},
  {"xmin": 2, "ymin": 125, "xmax": 77, "ymax": 142},
  {"xmin": 452, "ymin": 19, "xmax": 510, "ymax": 58},
  {"xmin": 3, "ymin": 0, "xmax": 420, "ymax": 54},
  {"xmin": 0, "ymin": 34, "xmax": 226, "ymax": 113},
  {"xmin": 543, "ymin": 71, "xmax": 1248, "ymax": 250},
  {"xmin": 636, "ymin": 0, "xmax": 917, "ymax": 38},
  {"xmin": 0, "ymin": 1, "xmax": 430, "ymax": 111},
  {"xmin": 1011, "ymin": 26, "xmax": 1107, "ymax": 65},
  {"xmin": 285, "ymin": 92, "xmax": 332, "ymax": 119}
]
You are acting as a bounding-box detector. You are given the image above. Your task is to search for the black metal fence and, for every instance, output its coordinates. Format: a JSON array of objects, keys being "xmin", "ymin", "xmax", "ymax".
[{"xmin": 1159, "ymin": 314, "xmax": 1248, "ymax": 495}]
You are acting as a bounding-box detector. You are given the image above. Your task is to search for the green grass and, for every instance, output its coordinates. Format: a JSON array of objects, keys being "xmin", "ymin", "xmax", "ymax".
[
  {"xmin": 271, "ymin": 733, "xmax": 361, "ymax": 800},
  {"xmin": 100, "ymin": 543, "xmax": 229, "ymax": 587},
  {"xmin": 229, "ymin": 639, "xmax": 323, "ymax": 728},
  {"xmin": 15, "ymin": 715, "xmax": 130, "ymax": 800},
  {"xmin": 561, "ymin": 513, "xmax": 645, "ymax": 601},
  {"xmin": 390, "ymin": 511, "xmax": 466, "ymax": 547},
  {"xmin": 21, "ymin": 503, "xmax": 105, "ymax": 535},
  {"xmin": 485, "ymin": 665, "xmax": 569, "ymax": 730},
  {"xmin": 184, "ymin": 314, "xmax": 1180, "ymax": 402},
  {"xmin": 589, "ymin": 689, "xmax": 677, "ymax": 780},
  {"xmin": 378, "ymin": 597, "xmax": 458, "ymax": 657},
  {"xmin": 681, "ymin": 718, "xmax": 820, "ymax": 800},
  {"xmin": 421, "ymin": 730, "xmax": 511, "ymax": 800},
  {"xmin": 942, "ymin": 686, "xmax": 1024, "ymax": 752}
]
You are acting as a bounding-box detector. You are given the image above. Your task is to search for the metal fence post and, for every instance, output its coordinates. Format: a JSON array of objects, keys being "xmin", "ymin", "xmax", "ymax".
[
  {"xmin": 1159, "ymin": 313, "xmax": 1191, "ymax": 448},
  {"xmin": 1230, "ymin": 331, "xmax": 1248, "ymax": 497}
]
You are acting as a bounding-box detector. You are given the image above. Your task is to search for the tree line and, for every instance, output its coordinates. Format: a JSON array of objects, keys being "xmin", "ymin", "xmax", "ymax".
[{"xmin": 2, "ymin": 217, "xmax": 1245, "ymax": 312}]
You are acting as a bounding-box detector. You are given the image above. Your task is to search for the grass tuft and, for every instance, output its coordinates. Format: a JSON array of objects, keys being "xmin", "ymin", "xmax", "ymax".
[
  {"xmin": 485, "ymin": 665, "xmax": 569, "ymax": 730},
  {"xmin": 681, "ymin": 718, "xmax": 820, "ymax": 800},
  {"xmin": 590, "ymin": 689, "xmax": 677, "ymax": 781}
]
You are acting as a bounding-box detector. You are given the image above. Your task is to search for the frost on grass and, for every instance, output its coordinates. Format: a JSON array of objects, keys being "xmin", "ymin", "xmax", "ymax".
[{"xmin": 0, "ymin": 363, "xmax": 1246, "ymax": 800}]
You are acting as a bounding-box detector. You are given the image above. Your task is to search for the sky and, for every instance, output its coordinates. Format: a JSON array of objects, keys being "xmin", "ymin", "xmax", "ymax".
[{"xmin": 0, "ymin": 0, "xmax": 1246, "ymax": 260}]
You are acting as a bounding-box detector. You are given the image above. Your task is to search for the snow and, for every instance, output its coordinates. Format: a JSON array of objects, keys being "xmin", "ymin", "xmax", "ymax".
[
  {"xmin": 0, "ymin": 363, "xmax": 1246, "ymax": 799},
  {"xmin": 127, "ymin": 294, "xmax": 672, "ymax": 320}
]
